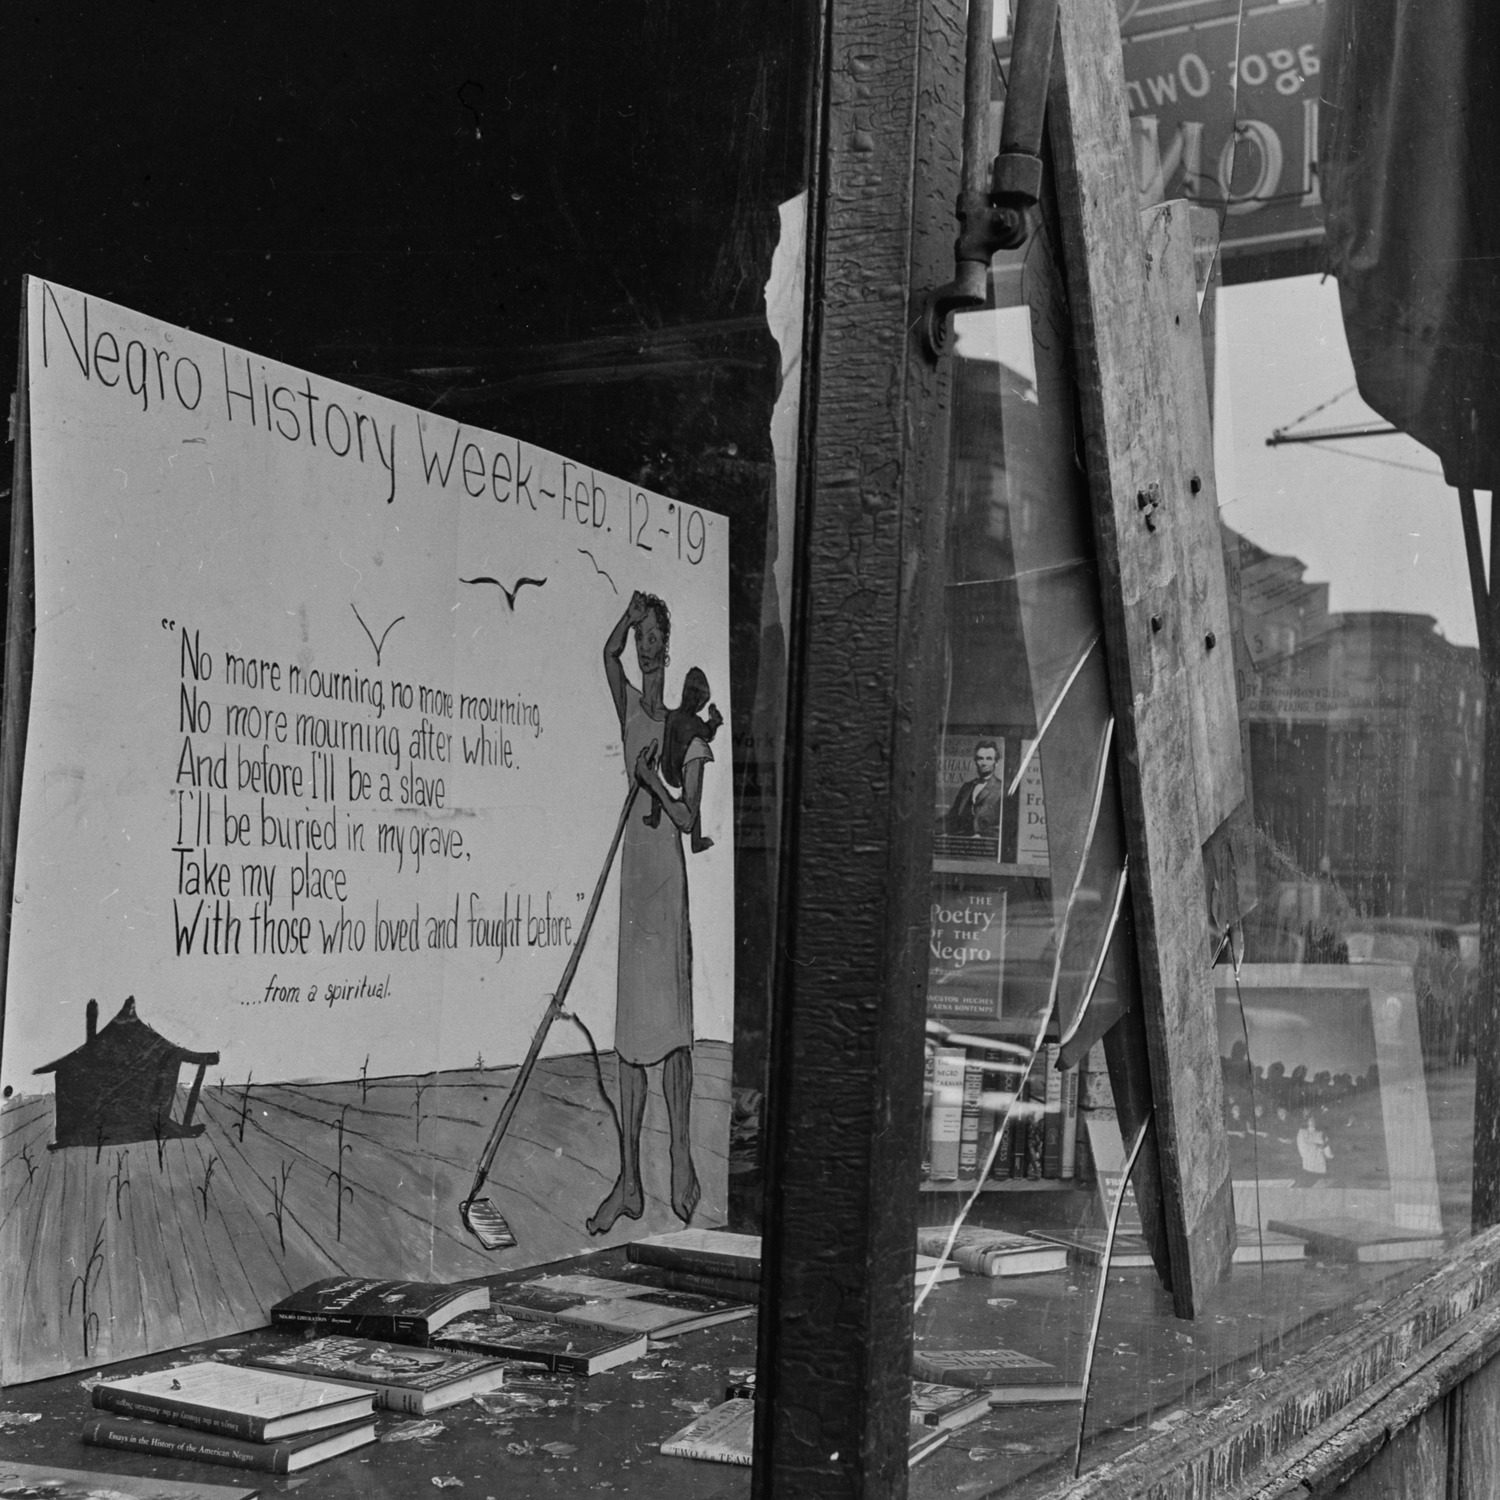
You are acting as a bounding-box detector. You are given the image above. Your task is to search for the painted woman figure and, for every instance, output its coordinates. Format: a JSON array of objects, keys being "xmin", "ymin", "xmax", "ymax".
[{"xmin": 588, "ymin": 590, "xmax": 708, "ymax": 1232}]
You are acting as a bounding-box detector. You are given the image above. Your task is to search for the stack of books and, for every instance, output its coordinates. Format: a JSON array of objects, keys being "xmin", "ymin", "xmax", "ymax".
[
  {"xmin": 82, "ymin": 1360, "xmax": 380, "ymax": 1474},
  {"xmin": 916, "ymin": 1225, "xmax": 1068, "ymax": 1277}
]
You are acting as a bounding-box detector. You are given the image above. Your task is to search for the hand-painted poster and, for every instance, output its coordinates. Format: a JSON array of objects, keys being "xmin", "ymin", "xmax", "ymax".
[{"xmin": 1, "ymin": 280, "xmax": 734, "ymax": 1381}]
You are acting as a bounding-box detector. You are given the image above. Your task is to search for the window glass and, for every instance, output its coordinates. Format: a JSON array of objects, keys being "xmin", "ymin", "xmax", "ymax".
[
  {"xmin": 910, "ymin": 2, "xmax": 1479, "ymax": 1488},
  {"xmin": 0, "ymin": 6, "xmax": 809, "ymax": 1488}
]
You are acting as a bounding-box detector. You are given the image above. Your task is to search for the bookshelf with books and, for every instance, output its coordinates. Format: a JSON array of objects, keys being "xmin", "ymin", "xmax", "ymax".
[{"xmin": 919, "ymin": 1033, "xmax": 1083, "ymax": 1194}]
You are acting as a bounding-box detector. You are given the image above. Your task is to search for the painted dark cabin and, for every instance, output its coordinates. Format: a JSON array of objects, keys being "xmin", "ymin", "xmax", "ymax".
[{"xmin": 33, "ymin": 998, "xmax": 219, "ymax": 1151}]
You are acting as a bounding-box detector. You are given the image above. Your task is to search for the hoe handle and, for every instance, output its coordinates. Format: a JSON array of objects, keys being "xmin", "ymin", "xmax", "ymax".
[{"xmin": 465, "ymin": 783, "xmax": 641, "ymax": 1201}]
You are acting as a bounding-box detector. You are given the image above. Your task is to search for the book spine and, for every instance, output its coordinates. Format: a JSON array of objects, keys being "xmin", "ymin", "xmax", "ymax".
[
  {"xmin": 269, "ymin": 1308, "xmax": 426, "ymax": 1344},
  {"xmin": 1024, "ymin": 1067, "xmax": 1044, "ymax": 1180},
  {"xmin": 1074, "ymin": 1118, "xmax": 1095, "ymax": 1187},
  {"xmin": 928, "ymin": 1047, "xmax": 965, "ymax": 1181},
  {"xmin": 90, "ymin": 1385, "xmax": 267, "ymax": 1440},
  {"xmin": 1060, "ymin": 1060, "xmax": 1079, "ymax": 1180},
  {"xmin": 958, "ymin": 1051, "xmax": 982, "ymax": 1178},
  {"xmin": 1042, "ymin": 1044, "xmax": 1063, "ymax": 1178},
  {"xmin": 921, "ymin": 1050, "xmax": 934, "ymax": 1180},
  {"xmin": 81, "ymin": 1416, "xmax": 291, "ymax": 1472},
  {"xmin": 632, "ymin": 1267, "xmax": 761, "ymax": 1303},
  {"xmin": 625, "ymin": 1244, "xmax": 761, "ymax": 1281}
]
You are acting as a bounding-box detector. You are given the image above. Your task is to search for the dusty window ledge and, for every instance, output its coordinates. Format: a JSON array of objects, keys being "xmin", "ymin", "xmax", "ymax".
[{"xmin": 1011, "ymin": 1223, "xmax": 1500, "ymax": 1500}]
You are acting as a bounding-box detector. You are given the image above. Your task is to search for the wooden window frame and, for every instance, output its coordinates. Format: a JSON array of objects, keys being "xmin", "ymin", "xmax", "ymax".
[{"xmin": 748, "ymin": 0, "xmax": 1493, "ymax": 1492}]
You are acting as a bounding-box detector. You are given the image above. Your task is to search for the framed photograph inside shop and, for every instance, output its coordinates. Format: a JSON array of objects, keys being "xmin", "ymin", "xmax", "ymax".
[{"xmin": 1215, "ymin": 965, "xmax": 1440, "ymax": 1236}]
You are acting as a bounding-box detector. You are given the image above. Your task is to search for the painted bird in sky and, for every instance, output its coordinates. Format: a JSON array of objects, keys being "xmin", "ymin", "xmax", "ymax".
[{"xmin": 459, "ymin": 575, "xmax": 548, "ymax": 610}]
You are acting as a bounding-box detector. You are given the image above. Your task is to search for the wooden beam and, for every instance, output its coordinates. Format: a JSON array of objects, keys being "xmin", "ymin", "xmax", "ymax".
[
  {"xmin": 1045, "ymin": 0, "xmax": 1237, "ymax": 1315},
  {"xmin": 752, "ymin": 0, "xmax": 964, "ymax": 1492},
  {"xmin": 1007, "ymin": 1225, "xmax": 1500, "ymax": 1500}
]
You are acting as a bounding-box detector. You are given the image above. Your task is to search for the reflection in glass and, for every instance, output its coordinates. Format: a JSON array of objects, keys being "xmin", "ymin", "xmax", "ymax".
[{"xmin": 910, "ymin": 244, "xmax": 1479, "ymax": 1500}]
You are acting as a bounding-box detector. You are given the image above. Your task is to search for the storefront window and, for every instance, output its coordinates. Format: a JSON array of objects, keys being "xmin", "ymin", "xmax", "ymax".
[
  {"xmin": 904, "ymin": 2, "xmax": 1482, "ymax": 1489},
  {"xmin": 0, "ymin": 5, "xmax": 812, "ymax": 1490}
]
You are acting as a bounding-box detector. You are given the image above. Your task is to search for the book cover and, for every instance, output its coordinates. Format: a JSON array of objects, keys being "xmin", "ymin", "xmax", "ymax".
[
  {"xmin": 268, "ymin": 1276, "xmax": 489, "ymax": 1342},
  {"xmin": 495, "ymin": 1274, "xmax": 754, "ymax": 1336},
  {"xmin": 660, "ymin": 1396, "xmax": 756, "ymax": 1465},
  {"xmin": 1266, "ymin": 1216, "xmax": 1445, "ymax": 1264},
  {"xmin": 92, "ymin": 1359, "xmax": 375, "ymax": 1441},
  {"xmin": 1084, "ymin": 1111, "xmax": 1146, "ymax": 1233},
  {"xmin": 625, "ymin": 1228, "xmax": 763, "ymax": 1281},
  {"xmin": 1041, "ymin": 1044, "xmax": 1064, "ymax": 1178},
  {"xmin": 909, "ymin": 1380, "xmax": 993, "ymax": 1432},
  {"xmin": 912, "ymin": 1345, "xmax": 1081, "ymax": 1402},
  {"xmin": 1232, "ymin": 1225, "xmax": 1307, "ymax": 1265},
  {"xmin": 916, "ymin": 1226, "xmax": 1067, "ymax": 1277},
  {"xmin": 1014, "ymin": 747, "xmax": 1049, "ymax": 868},
  {"xmin": 433, "ymin": 1309, "xmax": 648, "ymax": 1374},
  {"xmin": 928, "ymin": 1047, "xmax": 966, "ymax": 1181},
  {"xmin": 0, "ymin": 1461, "xmax": 258, "ymax": 1500},
  {"xmin": 80, "ymin": 1413, "xmax": 376, "ymax": 1473},
  {"xmin": 246, "ymin": 1336, "xmax": 507, "ymax": 1414}
]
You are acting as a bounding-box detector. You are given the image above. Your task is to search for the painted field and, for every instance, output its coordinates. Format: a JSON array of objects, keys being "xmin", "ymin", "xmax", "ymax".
[{"xmin": 0, "ymin": 1043, "xmax": 730, "ymax": 1383}]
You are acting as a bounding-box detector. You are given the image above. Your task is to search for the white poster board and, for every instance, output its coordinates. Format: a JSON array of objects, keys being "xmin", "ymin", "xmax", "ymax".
[{"xmin": 1, "ymin": 280, "xmax": 734, "ymax": 1380}]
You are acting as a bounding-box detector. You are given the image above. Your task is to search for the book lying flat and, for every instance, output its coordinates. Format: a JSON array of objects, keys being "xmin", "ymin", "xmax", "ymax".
[
  {"xmin": 622, "ymin": 1263, "xmax": 762, "ymax": 1304},
  {"xmin": 0, "ymin": 1461, "xmax": 258, "ymax": 1499},
  {"xmin": 433, "ymin": 1309, "xmax": 649, "ymax": 1374},
  {"xmin": 909, "ymin": 1380, "xmax": 993, "ymax": 1432},
  {"xmin": 92, "ymin": 1359, "xmax": 375, "ymax": 1440},
  {"xmin": 917, "ymin": 1226, "xmax": 1067, "ymax": 1277},
  {"xmin": 246, "ymin": 1336, "xmax": 507, "ymax": 1413},
  {"xmin": 494, "ymin": 1273, "xmax": 753, "ymax": 1336},
  {"xmin": 1025, "ymin": 1227, "xmax": 1156, "ymax": 1270},
  {"xmin": 268, "ymin": 1276, "xmax": 489, "ymax": 1341},
  {"xmin": 1266, "ymin": 1216, "xmax": 1446, "ymax": 1264},
  {"xmin": 660, "ymin": 1396, "xmax": 756, "ymax": 1466},
  {"xmin": 626, "ymin": 1228, "xmax": 762, "ymax": 1281},
  {"xmin": 80, "ymin": 1413, "xmax": 376, "ymax": 1473},
  {"xmin": 1232, "ymin": 1224, "xmax": 1306, "ymax": 1265},
  {"xmin": 659, "ymin": 1398, "xmax": 951, "ymax": 1469},
  {"xmin": 912, "ymin": 1346, "xmax": 1083, "ymax": 1403}
]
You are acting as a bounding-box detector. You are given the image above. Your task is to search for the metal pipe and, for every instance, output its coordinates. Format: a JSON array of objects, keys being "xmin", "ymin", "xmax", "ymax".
[{"xmin": 922, "ymin": 0, "xmax": 1060, "ymax": 357}]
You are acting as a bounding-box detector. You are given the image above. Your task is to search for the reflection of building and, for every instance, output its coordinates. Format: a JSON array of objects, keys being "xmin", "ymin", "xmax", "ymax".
[{"xmin": 1227, "ymin": 529, "xmax": 1482, "ymax": 921}]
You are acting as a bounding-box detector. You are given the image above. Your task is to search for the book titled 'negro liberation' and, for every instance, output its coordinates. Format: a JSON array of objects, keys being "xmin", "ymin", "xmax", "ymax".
[{"xmin": 268, "ymin": 1276, "xmax": 489, "ymax": 1341}]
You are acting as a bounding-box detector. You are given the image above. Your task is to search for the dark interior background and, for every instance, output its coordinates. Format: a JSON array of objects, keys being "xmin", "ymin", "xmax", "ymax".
[{"xmin": 2, "ymin": 2, "xmax": 819, "ymax": 1191}]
